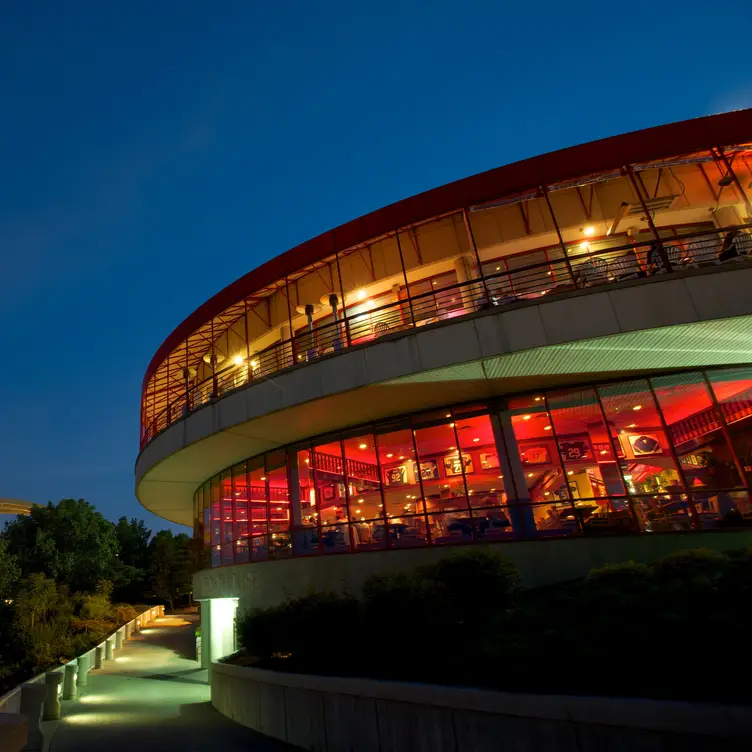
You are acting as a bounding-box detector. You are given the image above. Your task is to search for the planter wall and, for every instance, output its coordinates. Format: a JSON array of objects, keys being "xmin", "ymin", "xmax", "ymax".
[{"xmin": 212, "ymin": 662, "xmax": 752, "ymax": 752}]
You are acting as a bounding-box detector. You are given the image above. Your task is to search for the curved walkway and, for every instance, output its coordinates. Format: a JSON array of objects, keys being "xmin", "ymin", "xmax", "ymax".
[{"xmin": 50, "ymin": 612, "xmax": 296, "ymax": 751}]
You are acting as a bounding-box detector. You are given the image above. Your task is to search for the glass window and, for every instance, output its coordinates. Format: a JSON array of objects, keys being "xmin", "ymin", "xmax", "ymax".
[
  {"xmin": 219, "ymin": 469, "xmax": 234, "ymax": 566},
  {"xmin": 294, "ymin": 448, "xmax": 319, "ymax": 556},
  {"xmin": 597, "ymin": 380, "xmax": 694, "ymax": 531},
  {"xmin": 247, "ymin": 458, "xmax": 269, "ymax": 562},
  {"xmin": 414, "ymin": 413, "xmax": 469, "ymax": 545},
  {"xmin": 209, "ymin": 476, "xmax": 220, "ymax": 567},
  {"xmin": 508, "ymin": 395, "xmax": 578, "ymax": 538},
  {"xmin": 266, "ymin": 450, "xmax": 291, "ymax": 559},
  {"xmin": 312, "ymin": 438, "xmax": 351, "ymax": 553},
  {"xmin": 232, "ymin": 461, "xmax": 249, "ymax": 564},
  {"xmin": 653, "ymin": 371, "xmax": 744, "ymax": 527},
  {"xmin": 707, "ymin": 367, "xmax": 752, "ymax": 491},
  {"xmin": 547, "ymin": 388, "xmax": 635, "ymax": 534},
  {"xmin": 376, "ymin": 424, "xmax": 428, "ymax": 548},
  {"xmin": 342, "ymin": 430, "xmax": 386, "ymax": 551}
]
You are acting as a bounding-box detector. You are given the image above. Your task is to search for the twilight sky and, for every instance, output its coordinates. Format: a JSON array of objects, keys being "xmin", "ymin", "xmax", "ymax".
[{"xmin": 1, "ymin": 1, "xmax": 750, "ymax": 534}]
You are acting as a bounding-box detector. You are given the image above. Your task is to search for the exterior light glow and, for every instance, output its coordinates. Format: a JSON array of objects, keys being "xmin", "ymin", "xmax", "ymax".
[
  {"xmin": 567, "ymin": 470, "xmax": 574, "ymax": 476},
  {"xmin": 627, "ymin": 423, "xmax": 637, "ymax": 428},
  {"xmin": 445, "ymin": 413, "xmax": 451, "ymax": 418},
  {"xmin": 250, "ymin": 360, "xmax": 259, "ymax": 368},
  {"xmin": 357, "ymin": 498, "xmax": 364, "ymax": 503},
  {"xmin": 580, "ymin": 241, "xmax": 589, "ymax": 250},
  {"xmin": 600, "ymin": 450, "xmax": 608, "ymax": 455},
  {"xmin": 498, "ymin": 475, "xmax": 503, "ymax": 479},
  {"xmin": 449, "ymin": 422, "xmax": 455, "ymax": 427}
]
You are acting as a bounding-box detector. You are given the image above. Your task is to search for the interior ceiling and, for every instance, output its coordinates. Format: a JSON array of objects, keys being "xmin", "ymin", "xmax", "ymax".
[{"xmin": 136, "ymin": 315, "xmax": 752, "ymax": 526}]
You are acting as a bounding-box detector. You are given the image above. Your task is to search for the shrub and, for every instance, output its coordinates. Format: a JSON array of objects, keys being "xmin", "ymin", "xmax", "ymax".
[
  {"xmin": 79, "ymin": 594, "xmax": 111, "ymax": 621},
  {"xmin": 238, "ymin": 591, "xmax": 359, "ymax": 663},
  {"xmin": 651, "ymin": 548, "xmax": 727, "ymax": 584}
]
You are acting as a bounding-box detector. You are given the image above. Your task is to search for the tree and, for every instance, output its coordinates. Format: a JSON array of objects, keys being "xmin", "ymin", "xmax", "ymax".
[
  {"xmin": 2, "ymin": 499, "xmax": 119, "ymax": 592},
  {"xmin": 0, "ymin": 539, "xmax": 20, "ymax": 601},
  {"xmin": 149, "ymin": 531, "xmax": 200, "ymax": 610},
  {"xmin": 112, "ymin": 517, "xmax": 152, "ymax": 602},
  {"xmin": 114, "ymin": 517, "xmax": 151, "ymax": 570}
]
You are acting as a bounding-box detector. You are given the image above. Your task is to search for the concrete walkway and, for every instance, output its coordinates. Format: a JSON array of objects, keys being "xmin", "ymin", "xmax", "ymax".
[{"xmin": 50, "ymin": 613, "xmax": 296, "ymax": 751}]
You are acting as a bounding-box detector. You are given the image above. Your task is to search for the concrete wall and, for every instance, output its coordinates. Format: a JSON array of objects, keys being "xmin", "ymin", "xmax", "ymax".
[
  {"xmin": 211, "ymin": 662, "xmax": 752, "ymax": 752},
  {"xmin": 194, "ymin": 529, "xmax": 752, "ymax": 612},
  {"xmin": 137, "ymin": 265, "xmax": 752, "ymax": 526}
]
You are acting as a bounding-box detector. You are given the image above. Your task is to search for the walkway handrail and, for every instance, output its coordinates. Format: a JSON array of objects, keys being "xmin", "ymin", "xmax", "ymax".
[
  {"xmin": 141, "ymin": 223, "xmax": 752, "ymax": 449},
  {"xmin": 0, "ymin": 605, "xmax": 164, "ymax": 752}
]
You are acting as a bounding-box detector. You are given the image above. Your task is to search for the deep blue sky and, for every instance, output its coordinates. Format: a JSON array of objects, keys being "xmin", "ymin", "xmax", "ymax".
[{"xmin": 1, "ymin": 2, "xmax": 750, "ymax": 534}]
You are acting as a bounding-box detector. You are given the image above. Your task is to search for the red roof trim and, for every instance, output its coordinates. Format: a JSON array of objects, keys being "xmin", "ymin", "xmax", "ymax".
[{"xmin": 143, "ymin": 109, "xmax": 752, "ymax": 389}]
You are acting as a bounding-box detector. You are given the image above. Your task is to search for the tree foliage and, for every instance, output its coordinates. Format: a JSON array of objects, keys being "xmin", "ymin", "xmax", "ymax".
[
  {"xmin": 148, "ymin": 531, "xmax": 200, "ymax": 609},
  {"xmin": 3, "ymin": 499, "xmax": 118, "ymax": 591}
]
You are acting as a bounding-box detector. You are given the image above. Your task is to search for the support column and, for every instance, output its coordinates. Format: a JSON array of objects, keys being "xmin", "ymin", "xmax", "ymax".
[
  {"xmin": 19, "ymin": 683, "xmax": 47, "ymax": 752},
  {"xmin": 76, "ymin": 654, "xmax": 90, "ymax": 687},
  {"xmin": 62, "ymin": 664, "xmax": 77, "ymax": 700},
  {"xmin": 490, "ymin": 409, "xmax": 536, "ymax": 536},
  {"xmin": 43, "ymin": 672, "xmax": 63, "ymax": 721}
]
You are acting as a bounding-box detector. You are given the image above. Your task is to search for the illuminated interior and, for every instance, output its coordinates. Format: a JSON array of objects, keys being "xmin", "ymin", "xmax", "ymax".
[
  {"xmin": 195, "ymin": 366, "xmax": 752, "ymax": 567},
  {"xmin": 141, "ymin": 121, "xmax": 752, "ymax": 448}
]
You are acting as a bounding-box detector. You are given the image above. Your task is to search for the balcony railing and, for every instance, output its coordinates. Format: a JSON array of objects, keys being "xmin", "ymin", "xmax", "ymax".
[{"xmin": 141, "ymin": 224, "xmax": 752, "ymax": 449}]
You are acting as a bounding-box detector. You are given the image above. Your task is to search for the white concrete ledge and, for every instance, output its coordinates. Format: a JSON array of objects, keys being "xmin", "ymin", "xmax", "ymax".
[{"xmin": 212, "ymin": 661, "xmax": 752, "ymax": 751}]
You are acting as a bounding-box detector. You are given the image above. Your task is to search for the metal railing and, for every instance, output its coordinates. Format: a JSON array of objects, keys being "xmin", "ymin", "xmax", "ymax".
[{"xmin": 141, "ymin": 224, "xmax": 752, "ymax": 448}]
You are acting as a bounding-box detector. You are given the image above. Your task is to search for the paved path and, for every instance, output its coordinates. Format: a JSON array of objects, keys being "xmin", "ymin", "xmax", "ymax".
[{"xmin": 50, "ymin": 613, "xmax": 296, "ymax": 752}]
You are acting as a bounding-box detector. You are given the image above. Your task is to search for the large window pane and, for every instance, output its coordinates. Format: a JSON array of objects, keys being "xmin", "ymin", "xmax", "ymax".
[
  {"xmin": 294, "ymin": 448, "xmax": 319, "ymax": 556},
  {"xmin": 597, "ymin": 380, "xmax": 693, "ymax": 531},
  {"xmin": 547, "ymin": 388, "xmax": 634, "ymax": 534},
  {"xmin": 312, "ymin": 439, "xmax": 351, "ymax": 553},
  {"xmin": 247, "ymin": 458, "xmax": 269, "ymax": 561},
  {"xmin": 376, "ymin": 425, "xmax": 428, "ymax": 548},
  {"xmin": 209, "ymin": 476, "xmax": 220, "ymax": 566},
  {"xmin": 653, "ymin": 371, "xmax": 745, "ymax": 527},
  {"xmin": 231, "ymin": 461, "xmax": 249, "ymax": 564},
  {"xmin": 266, "ymin": 450, "xmax": 291, "ymax": 559},
  {"xmin": 508, "ymin": 395, "xmax": 578, "ymax": 538},
  {"xmin": 342, "ymin": 431, "xmax": 386, "ymax": 551},
  {"xmin": 707, "ymin": 367, "xmax": 752, "ymax": 493}
]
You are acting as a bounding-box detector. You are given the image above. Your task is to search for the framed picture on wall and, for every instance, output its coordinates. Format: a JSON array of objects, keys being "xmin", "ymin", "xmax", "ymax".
[
  {"xmin": 321, "ymin": 484, "xmax": 336, "ymax": 502},
  {"xmin": 413, "ymin": 460, "xmax": 440, "ymax": 482},
  {"xmin": 443, "ymin": 454, "xmax": 473, "ymax": 477},
  {"xmin": 384, "ymin": 465, "xmax": 408, "ymax": 486},
  {"xmin": 558, "ymin": 438, "xmax": 593, "ymax": 462},
  {"xmin": 520, "ymin": 445, "xmax": 550, "ymax": 465},
  {"xmin": 480, "ymin": 451, "xmax": 499, "ymax": 469},
  {"xmin": 628, "ymin": 434, "xmax": 663, "ymax": 457}
]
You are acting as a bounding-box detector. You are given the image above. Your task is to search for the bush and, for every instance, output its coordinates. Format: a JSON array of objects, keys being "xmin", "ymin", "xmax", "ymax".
[
  {"xmin": 79, "ymin": 594, "xmax": 111, "ymax": 621},
  {"xmin": 238, "ymin": 591, "xmax": 359, "ymax": 663}
]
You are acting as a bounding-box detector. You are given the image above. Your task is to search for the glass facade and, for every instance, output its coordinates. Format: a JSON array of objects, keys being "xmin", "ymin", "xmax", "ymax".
[
  {"xmin": 143, "ymin": 141, "xmax": 752, "ymax": 448},
  {"xmin": 195, "ymin": 367, "xmax": 752, "ymax": 567}
]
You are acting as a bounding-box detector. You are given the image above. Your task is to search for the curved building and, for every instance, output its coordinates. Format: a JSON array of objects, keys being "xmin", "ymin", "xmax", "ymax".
[{"xmin": 136, "ymin": 111, "xmax": 752, "ymax": 660}]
